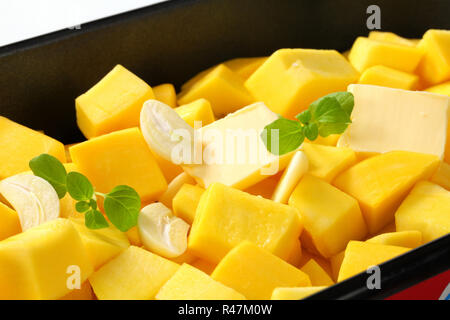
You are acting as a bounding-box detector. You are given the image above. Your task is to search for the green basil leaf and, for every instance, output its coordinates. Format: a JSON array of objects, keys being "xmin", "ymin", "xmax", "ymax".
[
  {"xmin": 304, "ymin": 122, "xmax": 319, "ymax": 141},
  {"xmin": 312, "ymin": 96, "xmax": 351, "ymax": 124},
  {"xmin": 318, "ymin": 122, "xmax": 350, "ymax": 137},
  {"xmin": 75, "ymin": 201, "xmax": 90, "ymax": 213},
  {"xmin": 103, "ymin": 185, "xmax": 141, "ymax": 232},
  {"xmin": 261, "ymin": 117, "xmax": 305, "ymax": 156},
  {"xmin": 29, "ymin": 154, "xmax": 67, "ymax": 199},
  {"xmin": 327, "ymin": 92, "xmax": 354, "ymax": 115},
  {"xmin": 66, "ymin": 172, "xmax": 94, "ymax": 201},
  {"xmin": 85, "ymin": 209, "xmax": 109, "ymax": 229},
  {"xmin": 296, "ymin": 109, "xmax": 311, "ymax": 124}
]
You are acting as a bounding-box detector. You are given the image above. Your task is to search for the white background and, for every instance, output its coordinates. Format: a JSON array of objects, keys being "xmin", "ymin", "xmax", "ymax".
[{"xmin": 0, "ymin": 0, "xmax": 165, "ymax": 47}]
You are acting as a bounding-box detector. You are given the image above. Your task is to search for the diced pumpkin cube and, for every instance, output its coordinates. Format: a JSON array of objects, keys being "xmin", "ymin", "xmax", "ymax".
[
  {"xmin": 348, "ymin": 37, "xmax": 423, "ymax": 73},
  {"xmin": 151, "ymin": 152, "xmax": 183, "ymax": 183},
  {"xmin": 75, "ymin": 65, "xmax": 154, "ymax": 138},
  {"xmin": 175, "ymin": 98, "xmax": 215, "ymax": 128},
  {"xmin": 125, "ymin": 226, "xmax": 142, "ymax": 247},
  {"xmin": 189, "ymin": 259, "xmax": 217, "ymax": 275},
  {"xmin": 0, "ymin": 219, "xmax": 93, "ymax": 299},
  {"xmin": 298, "ymin": 249, "xmax": 333, "ymax": 278},
  {"xmin": 430, "ymin": 161, "xmax": 450, "ymax": 190},
  {"xmin": 211, "ymin": 242, "xmax": 311, "ymax": 300},
  {"xmin": 302, "ymin": 143, "xmax": 357, "ymax": 183},
  {"xmin": 189, "ymin": 183, "xmax": 302, "ymax": 263},
  {"xmin": 170, "ymin": 249, "xmax": 197, "ymax": 265},
  {"xmin": 395, "ymin": 181, "xmax": 450, "ymax": 243},
  {"xmin": 338, "ymin": 241, "xmax": 409, "ymax": 281},
  {"xmin": 172, "ymin": 183, "xmax": 204, "ymax": 224},
  {"xmin": 245, "ymin": 49, "xmax": 358, "ymax": 118},
  {"xmin": 224, "ymin": 57, "xmax": 268, "ymax": 80},
  {"xmin": 0, "ymin": 117, "xmax": 66, "ymax": 179},
  {"xmin": 366, "ymin": 231, "xmax": 422, "ymax": 248},
  {"xmin": 416, "ymin": 30, "xmax": 450, "ymax": 86},
  {"xmin": 70, "ymin": 128, "xmax": 167, "ymax": 203},
  {"xmin": 330, "ymin": 251, "xmax": 345, "ymax": 282},
  {"xmin": 368, "ymin": 31, "xmax": 418, "ymax": 47},
  {"xmin": 178, "ymin": 64, "xmax": 254, "ymax": 117},
  {"xmin": 156, "ymin": 263, "xmax": 245, "ymax": 300},
  {"xmin": 59, "ymin": 281, "xmax": 95, "ymax": 300},
  {"xmin": 0, "ymin": 202, "xmax": 21, "ymax": 241},
  {"xmin": 243, "ymin": 171, "xmax": 282, "ymax": 199},
  {"xmin": 159, "ymin": 172, "xmax": 196, "ymax": 208},
  {"xmin": 310, "ymin": 134, "xmax": 340, "ymax": 146},
  {"xmin": 334, "ymin": 151, "xmax": 440, "ymax": 234},
  {"xmin": 358, "ymin": 65, "xmax": 418, "ymax": 90},
  {"xmin": 286, "ymin": 239, "xmax": 303, "ymax": 267},
  {"xmin": 425, "ymin": 81, "xmax": 450, "ymax": 97},
  {"xmin": 89, "ymin": 246, "xmax": 179, "ymax": 300},
  {"xmin": 70, "ymin": 217, "xmax": 130, "ymax": 270},
  {"xmin": 271, "ymin": 286, "xmax": 326, "ymax": 300},
  {"xmin": 300, "ymin": 259, "xmax": 334, "ymax": 286},
  {"xmin": 289, "ymin": 174, "xmax": 367, "ymax": 258},
  {"xmin": 153, "ymin": 83, "xmax": 177, "ymax": 108}
]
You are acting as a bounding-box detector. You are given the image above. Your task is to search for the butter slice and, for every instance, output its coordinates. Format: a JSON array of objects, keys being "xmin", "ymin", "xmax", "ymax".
[
  {"xmin": 338, "ymin": 84, "xmax": 449, "ymax": 160},
  {"xmin": 183, "ymin": 102, "xmax": 294, "ymax": 189}
]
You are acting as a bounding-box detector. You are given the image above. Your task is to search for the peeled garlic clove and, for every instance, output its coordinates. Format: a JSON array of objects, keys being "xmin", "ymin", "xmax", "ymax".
[
  {"xmin": 272, "ymin": 150, "xmax": 309, "ymax": 203},
  {"xmin": 138, "ymin": 202, "xmax": 189, "ymax": 258},
  {"xmin": 0, "ymin": 173, "xmax": 60, "ymax": 231},
  {"xmin": 140, "ymin": 99, "xmax": 195, "ymax": 164}
]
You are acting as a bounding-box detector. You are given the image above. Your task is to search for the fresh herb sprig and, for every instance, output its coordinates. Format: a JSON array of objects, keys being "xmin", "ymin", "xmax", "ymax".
[
  {"xmin": 262, "ymin": 92, "xmax": 354, "ymax": 155},
  {"xmin": 29, "ymin": 154, "xmax": 141, "ymax": 231}
]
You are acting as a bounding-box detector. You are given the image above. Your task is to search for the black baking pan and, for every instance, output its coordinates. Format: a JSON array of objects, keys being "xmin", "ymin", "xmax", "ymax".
[{"xmin": 0, "ymin": 0, "xmax": 449, "ymax": 300}]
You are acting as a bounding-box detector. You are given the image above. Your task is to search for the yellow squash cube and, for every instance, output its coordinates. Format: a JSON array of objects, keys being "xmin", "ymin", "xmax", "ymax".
[
  {"xmin": 334, "ymin": 151, "xmax": 440, "ymax": 234},
  {"xmin": 0, "ymin": 202, "xmax": 21, "ymax": 241},
  {"xmin": 0, "ymin": 219, "xmax": 93, "ymax": 299},
  {"xmin": 172, "ymin": 183, "xmax": 204, "ymax": 224},
  {"xmin": 302, "ymin": 143, "xmax": 357, "ymax": 183},
  {"xmin": 151, "ymin": 152, "xmax": 183, "ymax": 183},
  {"xmin": 245, "ymin": 49, "xmax": 359, "ymax": 118},
  {"xmin": 358, "ymin": 65, "xmax": 418, "ymax": 90},
  {"xmin": 338, "ymin": 241, "xmax": 409, "ymax": 281},
  {"xmin": 366, "ymin": 231, "xmax": 422, "ymax": 248},
  {"xmin": 348, "ymin": 37, "xmax": 423, "ymax": 73},
  {"xmin": 174, "ymin": 98, "xmax": 215, "ymax": 127},
  {"xmin": 211, "ymin": 241, "xmax": 311, "ymax": 300},
  {"xmin": 178, "ymin": 64, "xmax": 254, "ymax": 117},
  {"xmin": 416, "ymin": 30, "xmax": 450, "ymax": 86},
  {"xmin": 300, "ymin": 259, "xmax": 334, "ymax": 286},
  {"xmin": 243, "ymin": 171, "xmax": 282, "ymax": 199},
  {"xmin": 70, "ymin": 217, "xmax": 130, "ymax": 270},
  {"xmin": 189, "ymin": 183, "xmax": 302, "ymax": 263},
  {"xmin": 0, "ymin": 117, "xmax": 66, "ymax": 179},
  {"xmin": 89, "ymin": 246, "xmax": 179, "ymax": 300},
  {"xmin": 224, "ymin": 57, "xmax": 268, "ymax": 80},
  {"xmin": 156, "ymin": 263, "xmax": 245, "ymax": 300},
  {"xmin": 430, "ymin": 161, "xmax": 450, "ymax": 190},
  {"xmin": 70, "ymin": 127, "xmax": 167, "ymax": 203},
  {"xmin": 271, "ymin": 286, "xmax": 326, "ymax": 300},
  {"xmin": 368, "ymin": 31, "xmax": 418, "ymax": 47},
  {"xmin": 395, "ymin": 181, "xmax": 450, "ymax": 243},
  {"xmin": 289, "ymin": 174, "xmax": 367, "ymax": 258},
  {"xmin": 152, "ymin": 83, "xmax": 177, "ymax": 107},
  {"xmin": 125, "ymin": 226, "xmax": 142, "ymax": 247},
  {"xmin": 75, "ymin": 65, "xmax": 154, "ymax": 139}
]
